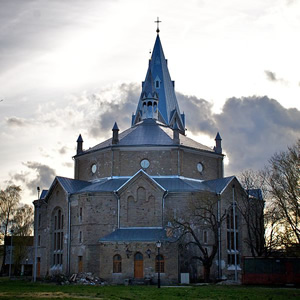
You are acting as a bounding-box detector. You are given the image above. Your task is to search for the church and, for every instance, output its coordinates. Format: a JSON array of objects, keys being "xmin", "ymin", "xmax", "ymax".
[{"xmin": 34, "ymin": 27, "xmax": 252, "ymax": 284}]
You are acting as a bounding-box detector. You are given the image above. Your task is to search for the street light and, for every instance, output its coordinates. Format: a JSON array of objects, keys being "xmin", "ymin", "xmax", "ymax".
[
  {"xmin": 156, "ymin": 240, "xmax": 161, "ymax": 288},
  {"xmin": 33, "ymin": 186, "xmax": 40, "ymax": 282},
  {"xmin": 9, "ymin": 229, "xmax": 14, "ymax": 278}
]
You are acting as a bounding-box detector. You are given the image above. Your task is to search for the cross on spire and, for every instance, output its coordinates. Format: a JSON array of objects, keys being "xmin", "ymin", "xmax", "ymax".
[{"xmin": 155, "ymin": 17, "xmax": 161, "ymax": 34}]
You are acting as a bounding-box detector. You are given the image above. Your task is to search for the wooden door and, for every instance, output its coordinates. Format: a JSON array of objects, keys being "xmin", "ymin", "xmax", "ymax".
[
  {"xmin": 37, "ymin": 257, "xmax": 41, "ymax": 277},
  {"xmin": 134, "ymin": 252, "xmax": 143, "ymax": 278},
  {"xmin": 78, "ymin": 256, "xmax": 83, "ymax": 273}
]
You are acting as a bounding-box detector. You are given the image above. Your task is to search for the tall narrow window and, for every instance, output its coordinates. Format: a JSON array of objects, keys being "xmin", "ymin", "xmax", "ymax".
[
  {"xmin": 38, "ymin": 213, "xmax": 41, "ymax": 228},
  {"xmin": 52, "ymin": 208, "xmax": 64, "ymax": 266},
  {"xmin": 227, "ymin": 205, "xmax": 239, "ymax": 266},
  {"xmin": 79, "ymin": 207, "xmax": 82, "ymax": 222},
  {"xmin": 79, "ymin": 231, "xmax": 82, "ymax": 243},
  {"xmin": 155, "ymin": 255, "xmax": 165, "ymax": 273},
  {"xmin": 113, "ymin": 254, "xmax": 122, "ymax": 273}
]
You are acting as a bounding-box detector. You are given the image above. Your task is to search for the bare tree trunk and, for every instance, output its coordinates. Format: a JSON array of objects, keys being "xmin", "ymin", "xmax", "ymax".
[{"xmin": 203, "ymin": 263, "xmax": 211, "ymax": 283}]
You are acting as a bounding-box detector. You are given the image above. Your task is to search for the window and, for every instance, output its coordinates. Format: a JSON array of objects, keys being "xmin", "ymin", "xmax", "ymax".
[
  {"xmin": 38, "ymin": 213, "xmax": 41, "ymax": 227},
  {"xmin": 155, "ymin": 254, "xmax": 165, "ymax": 273},
  {"xmin": 227, "ymin": 205, "xmax": 239, "ymax": 266},
  {"xmin": 113, "ymin": 254, "xmax": 122, "ymax": 273},
  {"xmin": 79, "ymin": 207, "xmax": 82, "ymax": 222},
  {"xmin": 79, "ymin": 231, "xmax": 82, "ymax": 243},
  {"xmin": 38, "ymin": 235, "xmax": 41, "ymax": 246},
  {"xmin": 52, "ymin": 208, "xmax": 64, "ymax": 266},
  {"xmin": 228, "ymin": 253, "xmax": 240, "ymax": 265}
]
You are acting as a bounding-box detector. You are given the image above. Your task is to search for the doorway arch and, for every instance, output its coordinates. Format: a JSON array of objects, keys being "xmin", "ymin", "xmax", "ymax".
[{"xmin": 134, "ymin": 252, "xmax": 143, "ymax": 278}]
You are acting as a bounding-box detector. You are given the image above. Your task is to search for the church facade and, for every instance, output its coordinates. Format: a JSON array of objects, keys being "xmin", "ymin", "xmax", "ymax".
[{"xmin": 34, "ymin": 31, "xmax": 252, "ymax": 284}]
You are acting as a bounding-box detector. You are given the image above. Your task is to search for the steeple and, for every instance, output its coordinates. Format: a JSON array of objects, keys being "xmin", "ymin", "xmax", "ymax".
[{"xmin": 132, "ymin": 33, "xmax": 185, "ymax": 133}]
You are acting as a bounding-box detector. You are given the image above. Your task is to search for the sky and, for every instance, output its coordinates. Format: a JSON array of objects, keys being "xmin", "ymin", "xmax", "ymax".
[{"xmin": 0, "ymin": 0, "xmax": 300, "ymax": 205}]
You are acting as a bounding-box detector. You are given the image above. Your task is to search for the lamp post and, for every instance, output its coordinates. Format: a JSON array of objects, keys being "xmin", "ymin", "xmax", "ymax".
[
  {"xmin": 156, "ymin": 240, "xmax": 161, "ymax": 288},
  {"xmin": 9, "ymin": 229, "xmax": 14, "ymax": 278},
  {"xmin": 33, "ymin": 186, "xmax": 40, "ymax": 282}
]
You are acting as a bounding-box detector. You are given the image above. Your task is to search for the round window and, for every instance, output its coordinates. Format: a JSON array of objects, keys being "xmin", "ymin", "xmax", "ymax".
[
  {"xmin": 140, "ymin": 159, "xmax": 150, "ymax": 169},
  {"xmin": 197, "ymin": 162, "xmax": 204, "ymax": 173},
  {"xmin": 91, "ymin": 164, "xmax": 97, "ymax": 174}
]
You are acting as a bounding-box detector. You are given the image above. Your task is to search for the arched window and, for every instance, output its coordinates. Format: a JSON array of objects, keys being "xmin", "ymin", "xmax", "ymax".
[
  {"xmin": 113, "ymin": 254, "xmax": 122, "ymax": 273},
  {"xmin": 52, "ymin": 208, "xmax": 64, "ymax": 266},
  {"xmin": 155, "ymin": 254, "xmax": 165, "ymax": 273}
]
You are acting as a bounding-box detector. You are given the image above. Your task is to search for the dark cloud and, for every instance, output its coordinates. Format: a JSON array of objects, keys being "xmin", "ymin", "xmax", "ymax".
[
  {"xmin": 6, "ymin": 116, "xmax": 30, "ymax": 127},
  {"xmin": 88, "ymin": 83, "xmax": 139, "ymax": 138},
  {"xmin": 11, "ymin": 161, "xmax": 56, "ymax": 195},
  {"xmin": 176, "ymin": 92, "xmax": 217, "ymax": 133},
  {"xmin": 176, "ymin": 94, "xmax": 300, "ymax": 175}
]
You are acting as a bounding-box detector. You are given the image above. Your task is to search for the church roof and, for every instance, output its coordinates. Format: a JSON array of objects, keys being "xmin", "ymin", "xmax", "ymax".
[
  {"xmin": 81, "ymin": 119, "xmax": 213, "ymax": 155},
  {"xmin": 132, "ymin": 34, "xmax": 185, "ymax": 131},
  {"xmin": 49, "ymin": 174, "xmax": 236, "ymax": 196},
  {"xmin": 99, "ymin": 228, "xmax": 172, "ymax": 242}
]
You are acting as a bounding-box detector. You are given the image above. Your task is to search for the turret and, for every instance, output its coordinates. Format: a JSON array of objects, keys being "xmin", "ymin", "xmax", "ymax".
[
  {"xmin": 112, "ymin": 122, "xmax": 119, "ymax": 144},
  {"xmin": 173, "ymin": 122, "xmax": 180, "ymax": 144},
  {"xmin": 141, "ymin": 69, "xmax": 159, "ymax": 120},
  {"xmin": 76, "ymin": 134, "xmax": 83, "ymax": 155},
  {"xmin": 214, "ymin": 132, "xmax": 222, "ymax": 154}
]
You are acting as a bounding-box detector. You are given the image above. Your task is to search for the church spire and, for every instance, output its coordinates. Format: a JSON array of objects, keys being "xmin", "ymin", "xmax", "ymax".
[{"xmin": 132, "ymin": 33, "xmax": 185, "ymax": 133}]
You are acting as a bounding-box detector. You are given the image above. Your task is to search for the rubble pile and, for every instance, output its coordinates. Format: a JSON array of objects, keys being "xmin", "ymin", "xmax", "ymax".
[
  {"xmin": 68, "ymin": 272, "xmax": 106, "ymax": 285},
  {"xmin": 45, "ymin": 272, "xmax": 106, "ymax": 285}
]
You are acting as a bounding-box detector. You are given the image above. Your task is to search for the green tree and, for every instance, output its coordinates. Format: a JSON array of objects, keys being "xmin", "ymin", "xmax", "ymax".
[{"xmin": 0, "ymin": 185, "xmax": 21, "ymax": 274}]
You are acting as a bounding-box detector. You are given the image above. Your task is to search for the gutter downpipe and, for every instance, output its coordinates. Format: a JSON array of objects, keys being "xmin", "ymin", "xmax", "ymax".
[
  {"xmin": 114, "ymin": 191, "xmax": 120, "ymax": 228},
  {"xmin": 67, "ymin": 193, "xmax": 71, "ymax": 275},
  {"xmin": 232, "ymin": 185, "xmax": 238, "ymax": 282},
  {"xmin": 33, "ymin": 201, "xmax": 38, "ymax": 282},
  {"xmin": 217, "ymin": 193, "xmax": 221, "ymax": 279},
  {"xmin": 162, "ymin": 191, "xmax": 168, "ymax": 226}
]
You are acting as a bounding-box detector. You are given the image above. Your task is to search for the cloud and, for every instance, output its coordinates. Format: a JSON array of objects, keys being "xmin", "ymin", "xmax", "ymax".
[
  {"xmin": 176, "ymin": 94, "xmax": 300, "ymax": 174},
  {"xmin": 11, "ymin": 161, "xmax": 56, "ymax": 195},
  {"xmin": 58, "ymin": 146, "xmax": 68, "ymax": 155},
  {"xmin": 6, "ymin": 117, "xmax": 31, "ymax": 127},
  {"xmin": 264, "ymin": 70, "xmax": 288, "ymax": 85},
  {"xmin": 265, "ymin": 70, "xmax": 277, "ymax": 82}
]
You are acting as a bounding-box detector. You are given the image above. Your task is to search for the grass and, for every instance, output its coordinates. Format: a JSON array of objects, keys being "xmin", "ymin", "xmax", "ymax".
[{"xmin": 0, "ymin": 278, "xmax": 299, "ymax": 300}]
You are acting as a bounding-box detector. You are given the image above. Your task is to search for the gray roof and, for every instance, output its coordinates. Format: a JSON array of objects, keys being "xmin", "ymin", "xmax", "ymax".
[
  {"xmin": 99, "ymin": 228, "xmax": 171, "ymax": 242},
  {"xmin": 82, "ymin": 119, "xmax": 213, "ymax": 155},
  {"xmin": 56, "ymin": 176, "xmax": 92, "ymax": 194},
  {"xmin": 48, "ymin": 174, "xmax": 236, "ymax": 197}
]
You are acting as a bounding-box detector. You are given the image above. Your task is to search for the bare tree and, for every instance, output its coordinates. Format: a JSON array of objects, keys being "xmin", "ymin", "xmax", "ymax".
[
  {"xmin": 0, "ymin": 185, "xmax": 21, "ymax": 274},
  {"xmin": 267, "ymin": 139, "xmax": 300, "ymax": 250},
  {"xmin": 238, "ymin": 170, "xmax": 267, "ymax": 257},
  {"xmin": 172, "ymin": 192, "xmax": 227, "ymax": 282}
]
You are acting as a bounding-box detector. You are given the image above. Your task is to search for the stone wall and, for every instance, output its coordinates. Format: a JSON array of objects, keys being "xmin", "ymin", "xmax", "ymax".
[
  {"xmin": 99, "ymin": 242, "xmax": 178, "ymax": 285},
  {"xmin": 74, "ymin": 146, "xmax": 223, "ymax": 181}
]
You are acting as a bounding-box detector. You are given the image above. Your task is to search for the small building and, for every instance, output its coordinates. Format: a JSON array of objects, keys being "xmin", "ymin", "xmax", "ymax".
[{"xmin": 3, "ymin": 236, "xmax": 34, "ymax": 276}]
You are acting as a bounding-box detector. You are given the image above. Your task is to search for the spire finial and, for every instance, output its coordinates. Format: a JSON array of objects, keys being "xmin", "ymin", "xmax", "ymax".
[{"xmin": 155, "ymin": 17, "xmax": 161, "ymax": 34}]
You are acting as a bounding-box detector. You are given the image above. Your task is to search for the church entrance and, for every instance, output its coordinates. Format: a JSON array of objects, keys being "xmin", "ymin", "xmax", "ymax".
[{"xmin": 134, "ymin": 252, "xmax": 143, "ymax": 278}]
